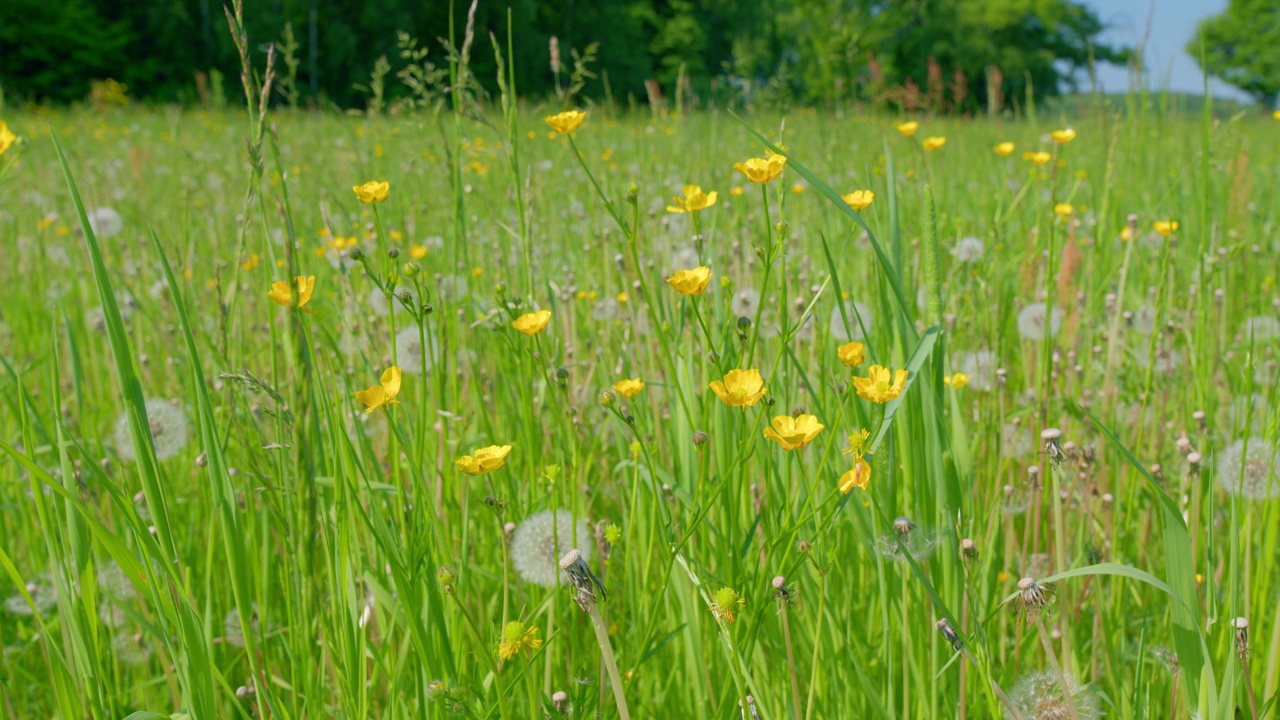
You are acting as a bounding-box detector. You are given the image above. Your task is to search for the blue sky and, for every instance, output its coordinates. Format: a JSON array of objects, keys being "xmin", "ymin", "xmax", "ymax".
[{"xmin": 1080, "ymin": 0, "xmax": 1249, "ymax": 100}]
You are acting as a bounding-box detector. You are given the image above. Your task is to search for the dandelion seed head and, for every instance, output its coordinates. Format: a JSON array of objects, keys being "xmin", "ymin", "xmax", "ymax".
[
  {"xmin": 957, "ymin": 350, "xmax": 997, "ymax": 391},
  {"xmin": 1242, "ymin": 315, "xmax": 1280, "ymax": 342},
  {"xmin": 830, "ymin": 301, "xmax": 873, "ymax": 341},
  {"xmin": 395, "ymin": 325, "xmax": 439, "ymax": 374},
  {"xmin": 3, "ymin": 573, "xmax": 57, "ymax": 616},
  {"xmin": 1005, "ymin": 671, "xmax": 1101, "ymax": 720},
  {"xmin": 1016, "ymin": 302, "xmax": 1063, "ymax": 341},
  {"xmin": 953, "ymin": 236, "xmax": 985, "ymax": 263},
  {"xmin": 733, "ymin": 288, "xmax": 761, "ymax": 319},
  {"xmin": 97, "ymin": 561, "xmax": 136, "ymax": 600},
  {"xmin": 114, "ymin": 398, "xmax": 189, "ymax": 462},
  {"xmin": 1216, "ymin": 438, "xmax": 1279, "ymax": 500},
  {"xmin": 875, "ymin": 525, "xmax": 945, "ymax": 562},
  {"xmin": 88, "ymin": 207, "xmax": 124, "ymax": 238},
  {"xmin": 510, "ymin": 510, "xmax": 592, "ymax": 587},
  {"xmin": 112, "ymin": 632, "xmax": 153, "ymax": 666},
  {"xmin": 222, "ymin": 604, "xmax": 260, "ymax": 648}
]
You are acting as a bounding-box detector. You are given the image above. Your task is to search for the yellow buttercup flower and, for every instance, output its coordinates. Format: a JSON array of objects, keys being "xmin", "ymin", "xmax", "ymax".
[
  {"xmin": 837, "ymin": 341, "xmax": 865, "ymax": 367},
  {"xmin": 922, "ymin": 136, "xmax": 946, "ymax": 151},
  {"xmin": 762, "ymin": 414, "xmax": 824, "ymax": 450},
  {"xmin": 839, "ymin": 458, "xmax": 872, "ymax": 493},
  {"xmin": 729, "ymin": 186, "xmax": 744, "ymax": 197},
  {"xmin": 613, "ymin": 378, "xmax": 645, "ymax": 399},
  {"xmin": 352, "ymin": 180, "xmax": 390, "ymax": 204},
  {"xmin": 994, "ymin": 142, "xmax": 1015, "ymax": 157},
  {"xmin": 1274, "ymin": 110, "xmax": 1280, "ymax": 121},
  {"xmin": 267, "ymin": 275, "xmax": 317, "ymax": 314},
  {"xmin": 709, "ymin": 368, "xmax": 767, "ymax": 408},
  {"xmin": 544, "ymin": 109, "xmax": 586, "ymax": 135},
  {"xmin": 853, "ymin": 364, "xmax": 908, "ymax": 403},
  {"xmin": 842, "ymin": 190, "xmax": 874, "ymax": 211},
  {"xmin": 732, "ymin": 154, "xmax": 787, "ymax": 184},
  {"xmin": 1153, "ymin": 220, "xmax": 1179, "ymax": 237},
  {"xmin": 666, "ymin": 184, "xmax": 718, "ymax": 213},
  {"xmin": 666, "ymin": 266, "xmax": 712, "ymax": 296},
  {"xmin": 895, "ymin": 121, "xmax": 919, "ymax": 137},
  {"xmin": 512, "ymin": 309, "xmax": 552, "ymax": 335},
  {"xmin": 943, "ymin": 372, "xmax": 970, "ymax": 389},
  {"xmin": 1024, "ymin": 151, "xmax": 1051, "ymax": 166},
  {"xmin": 1120, "ymin": 226, "xmax": 1134, "ymax": 242},
  {"xmin": 0, "ymin": 121, "xmax": 15, "ymax": 155},
  {"xmin": 1050, "ymin": 128, "xmax": 1077, "ymax": 144},
  {"xmin": 456, "ymin": 445, "xmax": 512, "ymax": 475},
  {"xmin": 1053, "ymin": 203, "xmax": 1074, "ymax": 217},
  {"xmin": 410, "ymin": 244, "xmax": 428, "ymax": 259},
  {"xmin": 497, "ymin": 621, "xmax": 542, "ymax": 660},
  {"xmin": 354, "ymin": 366, "xmax": 402, "ymax": 413}
]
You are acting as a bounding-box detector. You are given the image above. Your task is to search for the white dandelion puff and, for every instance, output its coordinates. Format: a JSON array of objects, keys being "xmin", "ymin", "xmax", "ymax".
[
  {"xmin": 1242, "ymin": 315, "xmax": 1280, "ymax": 342},
  {"xmin": 222, "ymin": 604, "xmax": 260, "ymax": 648},
  {"xmin": 1216, "ymin": 438, "xmax": 1279, "ymax": 500},
  {"xmin": 732, "ymin": 288, "xmax": 761, "ymax": 319},
  {"xmin": 830, "ymin": 301, "xmax": 873, "ymax": 341},
  {"xmin": 1002, "ymin": 423, "xmax": 1034, "ymax": 458},
  {"xmin": 88, "ymin": 207, "xmax": 124, "ymax": 238},
  {"xmin": 114, "ymin": 399, "xmax": 189, "ymax": 462},
  {"xmin": 3, "ymin": 574, "xmax": 57, "ymax": 616},
  {"xmin": 395, "ymin": 325, "xmax": 439, "ymax": 374},
  {"xmin": 957, "ymin": 350, "xmax": 997, "ymax": 391},
  {"xmin": 1016, "ymin": 302, "xmax": 1062, "ymax": 341},
  {"xmin": 510, "ymin": 510, "xmax": 592, "ymax": 588},
  {"xmin": 953, "ymin": 236, "xmax": 985, "ymax": 263},
  {"xmin": 97, "ymin": 561, "xmax": 136, "ymax": 601},
  {"xmin": 112, "ymin": 632, "xmax": 154, "ymax": 666},
  {"xmin": 1005, "ymin": 670, "xmax": 1102, "ymax": 720}
]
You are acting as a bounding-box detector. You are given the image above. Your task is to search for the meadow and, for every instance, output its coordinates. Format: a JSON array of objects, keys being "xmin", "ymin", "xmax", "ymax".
[{"xmin": 0, "ymin": 89, "xmax": 1278, "ymax": 720}]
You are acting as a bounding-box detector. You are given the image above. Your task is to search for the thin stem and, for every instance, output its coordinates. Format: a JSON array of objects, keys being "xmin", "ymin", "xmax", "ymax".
[
  {"xmin": 587, "ymin": 603, "xmax": 631, "ymax": 720},
  {"xmin": 1034, "ymin": 614, "xmax": 1079, "ymax": 720},
  {"xmin": 780, "ymin": 603, "xmax": 803, "ymax": 720}
]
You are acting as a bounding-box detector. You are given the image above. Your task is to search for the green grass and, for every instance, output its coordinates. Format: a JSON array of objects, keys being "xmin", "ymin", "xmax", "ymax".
[{"xmin": 0, "ymin": 97, "xmax": 1278, "ymax": 720}]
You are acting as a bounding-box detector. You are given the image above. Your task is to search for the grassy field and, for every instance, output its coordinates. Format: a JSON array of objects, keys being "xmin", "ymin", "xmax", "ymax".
[{"xmin": 0, "ymin": 95, "xmax": 1278, "ymax": 720}]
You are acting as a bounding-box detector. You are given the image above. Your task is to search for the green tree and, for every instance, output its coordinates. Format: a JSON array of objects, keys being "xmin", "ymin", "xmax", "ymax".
[
  {"xmin": 0, "ymin": 0, "xmax": 132, "ymax": 102},
  {"xmin": 1190, "ymin": 0, "xmax": 1280, "ymax": 107}
]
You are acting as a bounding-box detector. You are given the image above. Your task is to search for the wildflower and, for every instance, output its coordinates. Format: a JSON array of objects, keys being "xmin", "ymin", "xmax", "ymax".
[
  {"xmin": 511, "ymin": 510, "xmax": 591, "ymax": 586},
  {"xmin": 837, "ymin": 341, "xmax": 865, "ymax": 367},
  {"xmin": 268, "ymin": 275, "xmax": 317, "ymax": 314},
  {"xmin": 0, "ymin": 121, "xmax": 15, "ymax": 155},
  {"xmin": 544, "ymin": 109, "xmax": 586, "ymax": 135},
  {"xmin": 666, "ymin": 266, "xmax": 712, "ymax": 296},
  {"xmin": 994, "ymin": 142, "xmax": 1015, "ymax": 157},
  {"xmin": 115, "ymin": 399, "xmax": 189, "ymax": 462},
  {"xmin": 733, "ymin": 154, "xmax": 787, "ymax": 184},
  {"xmin": 88, "ymin": 207, "xmax": 124, "ymax": 238},
  {"xmin": 612, "ymin": 378, "xmax": 644, "ymax": 399},
  {"xmin": 1242, "ymin": 315, "xmax": 1280, "ymax": 341},
  {"xmin": 709, "ymin": 368, "xmax": 767, "ymax": 408},
  {"xmin": 616, "ymin": 291, "xmax": 628, "ymax": 303},
  {"xmin": 895, "ymin": 121, "xmax": 919, "ymax": 137},
  {"xmin": 762, "ymin": 414, "xmax": 824, "ymax": 450},
  {"xmin": 1120, "ymin": 226, "xmax": 1134, "ymax": 242},
  {"xmin": 1152, "ymin": 220, "xmax": 1179, "ymax": 237},
  {"xmin": 1216, "ymin": 438, "xmax": 1279, "ymax": 500},
  {"xmin": 352, "ymin": 180, "xmax": 390, "ymax": 204},
  {"xmin": 842, "ymin": 190, "xmax": 874, "ymax": 211},
  {"xmin": 1053, "ymin": 203, "xmax": 1074, "ymax": 217},
  {"xmin": 240, "ymin": 254, "xmax": 260, "ymax": 271},
  {"xmin": 1024, "ymin": 151, "xmax": 1051, "ymax": 166},
  {"xmin": 498, "ymin": 620, "xmax": 543, "ymax": 660},
  {"xmin": 354, "ymin": 366, "xmax": 402, "ymax": 413},
  {"xmin": 512, "ymin": 309, "xmax": 552, "ymax": 335},
  {"xmin": 922, "ymin": 136, "xmax": 946, "ymax": 151},
  {"xmin": 1005, "ymin": 671, "xmax": 1102, "ymax": 720},
  {"xmin": 830, "ymin": 300, "xmax": 873, "ymax": 341},
  {"xmin": 943, "ymin": 372, "xmax": 970, "ymax": 389},
  {"xmin": 1016, "ymin": 302, "xmax": 1062, "ymax": 341},
  {"xmin": 410, "ymin": 244, "xmax": 428, "ymax": 259},
  {"xmin": 666, "ymin": 184, "xmax": 718, "ymax": 213},
  {"xmin": 710, "ymin": 587, "xmax": 745, "ymax": 624},
  {"xmin": 455, "ymin": 445, "xmax": 512, "ymax": 476},
  {"xmin": 3, "ymin": 574, "xmax": 57, "ymax": 616},
  {"xmin": 839, "ymin": 457, "xmax": 872, "ymax": 493},
  {"xmin": 559, "ymin": 548, "xmax": 608, "ymax": 609},
  {"xmin": 1050, "ymin": 128, "xmax": 1077, "ymax": 144},
  {"xmin": 853, "ymin": 364, "xmax": 908, "ymax": 403},
  {"xmin": 953, "ymin": 236, "xmax": 985, "ymax": 263},
  {"xmin": 730, "ymin": 186, "xmax": 744, "ymax": 197}
]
